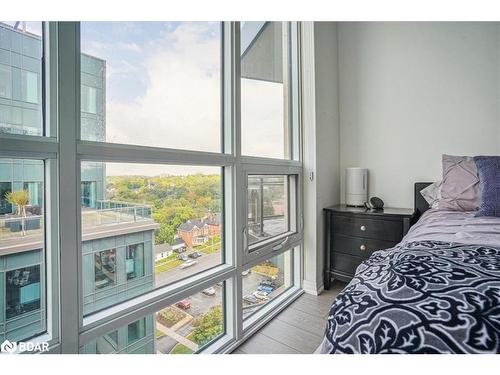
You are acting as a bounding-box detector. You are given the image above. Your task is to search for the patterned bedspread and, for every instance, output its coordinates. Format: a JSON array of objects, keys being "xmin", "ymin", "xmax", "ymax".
[{"xmin": 320, "ymin": 241, "xmax": 500, "ymax": 354}]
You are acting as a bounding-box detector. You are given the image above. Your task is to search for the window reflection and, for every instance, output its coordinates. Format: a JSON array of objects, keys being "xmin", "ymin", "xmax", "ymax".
[
  {"xmin": 6, "ymin": 265, "xmax": 41, "ymax": 319},
  {"xmin": 126, "ymin": 243, "xmax": 145, "ymax": 280},
  {"xmin": 94, "ymin": 249, "xmax": 116, "ymax": 290}
]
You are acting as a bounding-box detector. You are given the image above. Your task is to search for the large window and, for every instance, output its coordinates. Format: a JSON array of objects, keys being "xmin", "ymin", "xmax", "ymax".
[
  {"xmin": 247, "ymin": 175, "xmax": 289, "ymax": 246},
  {"xmin": 242, "ymin": 250, "xmax": 293, "ymax": 319},
  {"xmin": 82, "ymin": 282, "xmax": 225, "ymax": 354},
  {"xmin": 80, "ymin": 162, "xmax": 224, "ymax": 315},
  {"xmin": 1, "ymin": 21, "xmax": 302, "ymax": 354},
  {"xmin": 0, "ymin": 158, "xmax": 46, "ymax": 342},
  {"xmin": 79, "ymin": 22, "xmax": 222, "ymax": 152},
  {"xmin": 240, "ymin": 22, "xmax": 294, "ymax": 160}
]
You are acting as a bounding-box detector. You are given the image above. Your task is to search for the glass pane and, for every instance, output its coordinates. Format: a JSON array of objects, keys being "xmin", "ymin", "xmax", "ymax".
[
  {"xmin": 79, "ymin": 22, "xmax": 222, "ymax": 152},
  {"xmin": 0, "ymin": 158, "xmax": 45, "ymax": 341},
  {"xmin": 0, "ymin": 22, "xmax": 43, "ymax": 136},
  {"xmin": 242, "ymin": 250, "xmax": 293, "ymax": 319},
  {"xmin": 126, "ymin": 243, "xmax": 144, "ymax": 280},
  {"xmin": 241, "ymin": 22, "xmax": 290, "ymax": 159},
  {"xmin": 81, "ymin": 162, "xmax": 223, "ymax": 315},
  {"xmin": 128, "ymin": 318, "xmax": 146, "ymax": 345},
  {"xmin": 81, "ymin": 282, "xmax": 225, "ymax": 354},
  {"xmin": 247, "ymin": 175, "xmax": 289, "ymax": 246},
  {"xmin": 94, "ymin": 249, "xmax": 116, "ymax": 290}
]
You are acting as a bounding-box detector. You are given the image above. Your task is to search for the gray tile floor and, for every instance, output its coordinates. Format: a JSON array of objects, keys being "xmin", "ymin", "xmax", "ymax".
[{"xmin": 232, "ymin": 281, "xmax": 346, "ymax": 354}]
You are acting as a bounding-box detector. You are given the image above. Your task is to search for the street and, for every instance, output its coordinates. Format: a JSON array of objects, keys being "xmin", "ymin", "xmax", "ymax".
[{"xmin": 154, "ymin": 251, "xmax": 222, "ymax": 288}]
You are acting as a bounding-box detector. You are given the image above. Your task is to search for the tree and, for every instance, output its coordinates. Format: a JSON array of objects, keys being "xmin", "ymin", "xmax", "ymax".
[
  {"xmin": 155, "ymin": 223, "xmax": 175, "ymax": 245},
  {"xmin": 191, "ymin": 306, "xmax": 223, "ymax": 346},
  {"xmin": 5, "ymin": 190, "xmax": 29, "ymax": 217}
]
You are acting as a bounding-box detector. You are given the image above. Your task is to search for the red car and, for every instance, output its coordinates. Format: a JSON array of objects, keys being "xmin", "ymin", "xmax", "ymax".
[{"xmin": 175, "ymin": 299, "xmax": 191, "ymax": 310}]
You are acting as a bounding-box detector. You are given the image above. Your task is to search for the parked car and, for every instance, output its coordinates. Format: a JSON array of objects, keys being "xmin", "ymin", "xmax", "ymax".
[
  {"xmin": 177, "ymin": 254, "xmax": 189, "ymax": 261},
  {"xmin": 202, "ymin": 287, "xmax": 216, "ymax": 296},
  {"xmin": 253, "ymin": 291, "xmax": 269, "ymax": 301},
  {"xmin": 180, "ymin": 260, "xmax": 197, "ymax": 269},
  {"xmin": 173, "ymin": 247, "xmax": 187, "ymax": 254},
  {"xmin": 257, "ymin": 285, "xmax": 274, "ymax": 294},
  {"xmin": 260, "ymin": 279, "xmax": 277, "ymax": 289},
  {"xmin": 188, "ymin": 251, "xmax": 202, "ymax": 259},
  {"xmin": 242, "ymin": 269, "xmax": 251, "ymax": 276},
  {"xmin": 175, "ymin": 299, "xmax": 191, "ymax": 310},
  {"xmin": 243, "ymin": 295, "xmax": 259, "ymax": 304}
]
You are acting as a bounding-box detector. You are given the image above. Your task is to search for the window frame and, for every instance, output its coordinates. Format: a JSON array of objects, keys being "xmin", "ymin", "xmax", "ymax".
[
  {"xmin": 0, "ymin": 21, "xmax": 303, "ymax": 354},
  {"xmin": 241, "ymin": 163, "xmax": 303, "ymax": 265},
  {"xmin": 0, "ymin": 22, "xmax": 60, "ymax": 352}
]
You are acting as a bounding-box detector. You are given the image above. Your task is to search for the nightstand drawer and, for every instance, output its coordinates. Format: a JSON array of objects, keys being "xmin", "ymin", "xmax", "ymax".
[
  {"xmin": 332, "ymin": 215, "xmax": 403, "ymax": 241},
  {"xmin": 332, "ymin": 252, "xmax": 364, "ymax": 276},
  {"xmin": 333, "ymin": 234, "xmax": 397, "ymax": 258}
]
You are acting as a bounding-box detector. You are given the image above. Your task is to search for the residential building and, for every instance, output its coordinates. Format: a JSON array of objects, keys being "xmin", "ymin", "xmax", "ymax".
[
  {"xmin": 154, "ymin": 238, "xmax": 186, "ymax": 261},
  {"xmin": 177, "ymin": 213, "xmax": 221, "ymax": 248}
]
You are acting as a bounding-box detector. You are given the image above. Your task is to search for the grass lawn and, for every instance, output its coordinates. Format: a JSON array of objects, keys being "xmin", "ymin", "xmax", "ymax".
[
  {"xmin": 195, "ymin": 240, "xmax": 221, "ymax": 255},
  {"xmin": 170, "ymin": 344, "xmax": 194, "ymax": 354},
  {"xmin": 156, "ymin": 253, "xmax": 177, "ymax": 264},
  {"xmin": 155, "ymin": 259, "xmax": 182, "ymax": 273},
  {"xmin": 155, "ymin": 329, "xmax": 165, "ymax": 339},
  {"xmin": 169, "ymin": 333, "xmax": 195, "ymax": 355},
  {"xmin": 252, "ymin": 263, "xmax": 279, "ymax": 278}
]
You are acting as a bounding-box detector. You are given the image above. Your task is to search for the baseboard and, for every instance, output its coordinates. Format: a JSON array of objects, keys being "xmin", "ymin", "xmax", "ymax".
[{"xmin": 302, "ymin": 279, "xmax": 325, "ymax": 295}]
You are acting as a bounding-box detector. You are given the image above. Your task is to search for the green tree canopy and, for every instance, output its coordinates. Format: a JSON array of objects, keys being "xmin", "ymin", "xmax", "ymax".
[{"xmin": 191, "ymin": 306, "xmax": 223, "ymax": 346}]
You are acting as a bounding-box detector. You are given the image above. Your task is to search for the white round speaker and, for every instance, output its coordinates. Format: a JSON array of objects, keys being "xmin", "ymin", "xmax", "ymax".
[{"xmin": 345, "ymin": 167, "xmax": 368, "ymax": 207}]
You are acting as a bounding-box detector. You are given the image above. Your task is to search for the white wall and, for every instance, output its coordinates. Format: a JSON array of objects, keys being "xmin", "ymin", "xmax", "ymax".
[
  {"xmin": 338, "ymin": 22, "xmax": 500, "ymax": 208},
  {"xmin": 302, "ymin": 22, "xmax": 340, "ymax": 294}
]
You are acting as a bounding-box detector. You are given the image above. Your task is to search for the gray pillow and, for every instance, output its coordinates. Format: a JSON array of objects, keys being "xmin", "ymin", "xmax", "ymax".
[
  {"xmin": 420, "ymin": 181, "xmax": 441, "ymax": 208},
  {"xmin": 437, "ymin": 154, "xmax": 480, "ymax": 211}
]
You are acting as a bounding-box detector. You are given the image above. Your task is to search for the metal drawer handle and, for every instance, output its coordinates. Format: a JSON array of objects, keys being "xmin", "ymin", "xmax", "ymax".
[
  {"xmin": 360, "ymin": 245, "xmax": 366, "ymax": 251},
  {"xmin": 360, "ymin": 225, "xmax": 366, "ymax": 231}
]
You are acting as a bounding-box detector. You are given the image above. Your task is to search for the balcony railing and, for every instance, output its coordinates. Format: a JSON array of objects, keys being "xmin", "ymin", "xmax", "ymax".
[
  {"xmin": 1, "ymin": 200, "xmax": 153, "ymax": 250},
  {"xmin": 81, "ymin": 200, "xmax": 152, "ymax": 228}
]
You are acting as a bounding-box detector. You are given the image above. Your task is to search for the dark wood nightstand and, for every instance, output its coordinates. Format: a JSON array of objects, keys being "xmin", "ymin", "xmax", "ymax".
[{"xmin": 323, "ymin": 205, "xmax": 415, "ymax": 289}]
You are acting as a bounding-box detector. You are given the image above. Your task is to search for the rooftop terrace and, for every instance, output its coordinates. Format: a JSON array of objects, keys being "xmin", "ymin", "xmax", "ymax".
[{"xmin": 0, "ymin": 201, "xmax": 157, "ymax": 255}]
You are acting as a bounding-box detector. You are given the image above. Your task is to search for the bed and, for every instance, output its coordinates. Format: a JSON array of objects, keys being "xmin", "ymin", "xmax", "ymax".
[{"xmin": 318, "ymin": 183, "xmax": 500, "ymax": 354}]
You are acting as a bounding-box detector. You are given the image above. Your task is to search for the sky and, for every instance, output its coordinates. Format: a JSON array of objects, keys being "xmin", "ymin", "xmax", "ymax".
[{"xmin": 79, "ymin": 22, "xmax": 285, "ymax": 176}]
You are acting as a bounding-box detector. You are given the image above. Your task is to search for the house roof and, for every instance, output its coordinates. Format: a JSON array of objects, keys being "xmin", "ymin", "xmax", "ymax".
[
  {"xmin": 178, "ymin": 214, "xmax": 221, "ymax": 232},
  {"xmin": 154, "ymin": 243, "xmax": 173, "ymax": 255},
  {"xmin": 154, "ymin": 239, "xmax": 186, "ymax": 255},
  {"xmin": 178, "ymin": 219, "xmax": 206, "ymax": 232},
  {"xmin": 172, "ymin": 238, "xmax": 185, "ymax": 246}
]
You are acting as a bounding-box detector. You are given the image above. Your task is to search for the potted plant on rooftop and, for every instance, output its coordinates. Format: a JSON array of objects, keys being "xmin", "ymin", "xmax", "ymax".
[{"xmin": 4, "ymin": 190, "xmax": 31, "ymax": 235}]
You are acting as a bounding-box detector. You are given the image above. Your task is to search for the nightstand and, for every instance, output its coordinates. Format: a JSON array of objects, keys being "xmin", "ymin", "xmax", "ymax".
[{"xmin": 323, "ymin": 205, "xmax": 415, "ymax": 289}]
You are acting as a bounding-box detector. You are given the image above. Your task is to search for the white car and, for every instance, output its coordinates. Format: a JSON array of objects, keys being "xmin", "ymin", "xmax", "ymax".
[
  {"xmin": 180, "ymin": 260, "xmax": 197, "ymax": 269},
  {"xmin": 253, "ymin": 291, "xmax": 269, "ymax": 301},
  {"xmin": 202, "ymin": 287, "xmax": 216, "ymax": 296}
]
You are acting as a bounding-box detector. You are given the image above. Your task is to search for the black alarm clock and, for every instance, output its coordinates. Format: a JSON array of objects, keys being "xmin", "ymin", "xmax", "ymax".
[{"xmin": 364, "ymin": 196, "xmax": 384, "ymax": 210}]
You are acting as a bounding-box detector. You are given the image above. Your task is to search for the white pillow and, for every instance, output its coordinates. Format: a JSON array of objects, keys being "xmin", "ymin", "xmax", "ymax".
[{"xmin": 420, "ymin": 181, "xmax": 442, "ymax": 209}]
